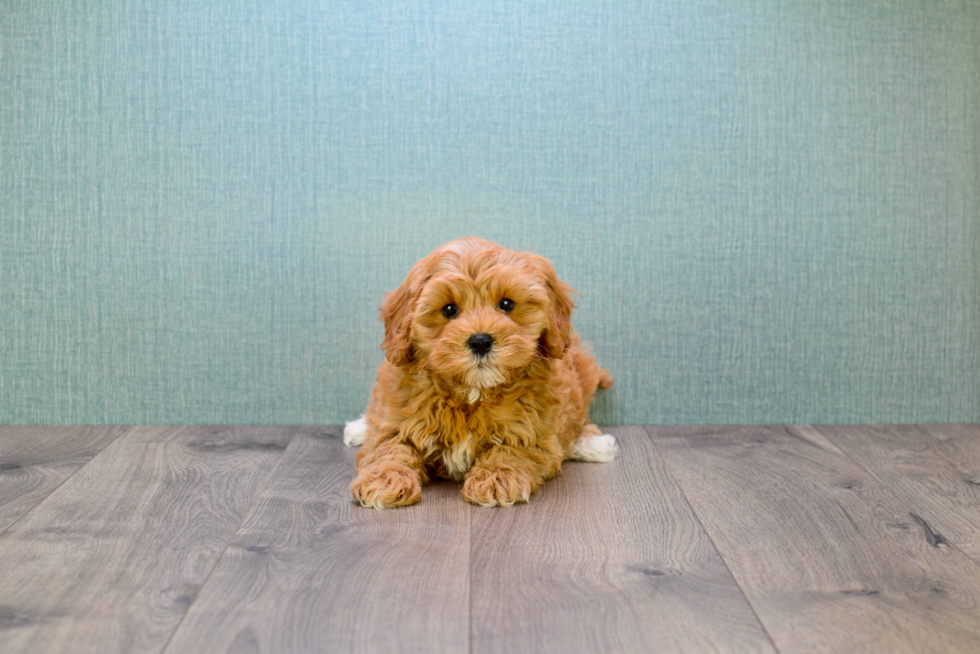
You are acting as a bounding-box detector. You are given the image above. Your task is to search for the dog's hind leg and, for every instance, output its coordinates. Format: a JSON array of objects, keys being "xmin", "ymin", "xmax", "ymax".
[
  {"xmin": 567, "ymin": 423, "xmax": 618, "ymax": 462},
  {"xmin": 343, "ymin": 414, "xmax": 367, "ymax": 447}
]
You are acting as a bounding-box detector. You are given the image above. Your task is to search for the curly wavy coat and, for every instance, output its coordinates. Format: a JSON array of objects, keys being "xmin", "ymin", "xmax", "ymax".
[{"xmin": 345, "ymin": 237, "xmax": 616, "ymax": 508}]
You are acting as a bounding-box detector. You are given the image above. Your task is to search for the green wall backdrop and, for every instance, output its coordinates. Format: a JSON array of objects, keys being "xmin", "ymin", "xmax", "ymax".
[{"xmin": 1, "ymin": 1, "xmax": 978, "ymax": 425}]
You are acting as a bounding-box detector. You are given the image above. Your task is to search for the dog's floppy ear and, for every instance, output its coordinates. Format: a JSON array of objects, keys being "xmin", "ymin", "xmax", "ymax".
[
  {"xmin": 379, "ymin": 278, "xmax": 416, "ymax": 366},
  {"xmin": 529, "ymin": 254, "xmax": 576, "ymax": 359}
]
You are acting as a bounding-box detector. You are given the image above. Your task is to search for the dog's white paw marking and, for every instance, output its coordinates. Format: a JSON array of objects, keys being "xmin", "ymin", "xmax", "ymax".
[
  {"xmin": 343, "ymin": 416, "xmax": 367, "ymax": 447},
  {"xmin": 570, "ymin": 433, "xmax": 618, "ymax": 462}
]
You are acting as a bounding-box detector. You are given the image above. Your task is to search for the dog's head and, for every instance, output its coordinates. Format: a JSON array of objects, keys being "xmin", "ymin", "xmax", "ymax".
[{"xmin": 379, "ymin": 238, "xmax": 575, "ymax": 390}]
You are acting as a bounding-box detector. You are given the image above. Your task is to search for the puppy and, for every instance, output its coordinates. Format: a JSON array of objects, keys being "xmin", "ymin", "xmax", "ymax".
[{"xmin": 345, "ymin": 237, "xmax": 616, "ymax": 508}]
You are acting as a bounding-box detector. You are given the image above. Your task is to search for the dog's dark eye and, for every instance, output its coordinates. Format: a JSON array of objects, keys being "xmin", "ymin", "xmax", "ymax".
[
  {"xmin": 498, "ymin": 298, "xmax": 515, "ymax": 312},
  {"xmin": 442, "ymin": 304, "xmax": 458, "ymax": 318}
]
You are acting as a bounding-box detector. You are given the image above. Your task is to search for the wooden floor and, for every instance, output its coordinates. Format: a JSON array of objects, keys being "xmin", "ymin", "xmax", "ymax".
[{"xmin": 1, "ymin": 425, "xmax": 979, "ymax": 653}]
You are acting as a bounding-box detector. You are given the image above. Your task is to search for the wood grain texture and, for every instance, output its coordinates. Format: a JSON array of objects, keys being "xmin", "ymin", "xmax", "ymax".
[
  {"xmin": 815, "ymin": 424, "xmax": 980, "ymax": 563},
  {"xmin": 0, "ymin": 426, "xmax": 127, "ymax": 533},
  {"xmin": 470, "ymin": 426, "xmax": 776, "ymax": 654},
  {"xmin": 0, "ymin": 426, "xmax": 294, "ymax": 654},
  {"xmin": 163, "ymin": 427, "xmax": 470, "ymax": 654},
  {"xmin": 647, "ymin": 425, "xmax": 980, "ymax": 654}
]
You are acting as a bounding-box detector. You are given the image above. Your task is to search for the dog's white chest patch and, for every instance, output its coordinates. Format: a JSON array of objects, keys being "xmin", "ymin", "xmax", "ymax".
[{"xmin": 443, "ymin": 437, "xmax": 475, "ymax": 480}]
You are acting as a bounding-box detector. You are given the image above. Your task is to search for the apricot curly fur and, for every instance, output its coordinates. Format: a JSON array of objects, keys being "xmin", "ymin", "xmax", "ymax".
[{"xmin": 350, "ymin": 237, "xmax": 614, "ymax": 508}]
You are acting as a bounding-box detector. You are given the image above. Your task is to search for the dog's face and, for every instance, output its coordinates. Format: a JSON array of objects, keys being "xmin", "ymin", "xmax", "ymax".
[{"xmin": 379, "ymin": 238, "xmax": 575, "ymax": 390}]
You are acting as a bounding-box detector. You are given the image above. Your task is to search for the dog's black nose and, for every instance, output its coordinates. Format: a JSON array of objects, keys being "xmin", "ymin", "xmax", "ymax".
[{"xmin": 468, "ymin": 333, "xmax": 494, "ymax": 356}]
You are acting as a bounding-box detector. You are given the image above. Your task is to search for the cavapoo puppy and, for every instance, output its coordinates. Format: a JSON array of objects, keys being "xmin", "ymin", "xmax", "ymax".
[{"xmin": 344, "ymin": 237, "xmax": 616, "ymax": 508}]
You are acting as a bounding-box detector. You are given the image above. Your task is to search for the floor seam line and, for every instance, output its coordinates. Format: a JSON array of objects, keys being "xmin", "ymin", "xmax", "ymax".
[
  {"xmin": 643, "ymin": 426, "xmax": 784, "ymax": 654},
  {"xmin": 158, "ymin": 427, "xmax": 298, "ymax": 654},
  {"xmin": 0, "ymin": 425, "xmax": 131, "ymax": 537}
]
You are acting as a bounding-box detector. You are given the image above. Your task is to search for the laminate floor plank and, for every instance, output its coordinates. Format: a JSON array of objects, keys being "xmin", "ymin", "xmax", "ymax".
[
  {"xmin": 647, "ymin": 424, "xmax": 980, "ymax": 654},
  {"xmin": 470, "ymin": 426, "xmax": 776, "ymax": 654},
  {"xmin": 0, "ymin": 426, "xmax": 127, "ymax": 533},
  {"xmin": 815, "ymin": 424, "xmax": 980, "ymax": 563},
  {"xmin": 163, "ymin": 427, "xmax": 470, "ymax": 654},
  {"xmin": 0, "ymin": 426, "xmax": 295, "ymax": 654}
]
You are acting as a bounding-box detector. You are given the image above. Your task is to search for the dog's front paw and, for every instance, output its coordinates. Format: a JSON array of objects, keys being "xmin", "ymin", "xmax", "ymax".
[
  {"xmin": 462, "ymin": 466, "xmax": 533, "ymax": 507},
  {"xmin": 350, "ymin": 464, "xmax": 422, "ymax": 509}
]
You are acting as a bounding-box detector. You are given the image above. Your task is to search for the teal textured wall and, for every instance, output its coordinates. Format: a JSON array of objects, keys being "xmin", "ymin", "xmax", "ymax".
[{"xmin": 1, "ymin": 1, "xmax": 978, "ymax": 425}]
